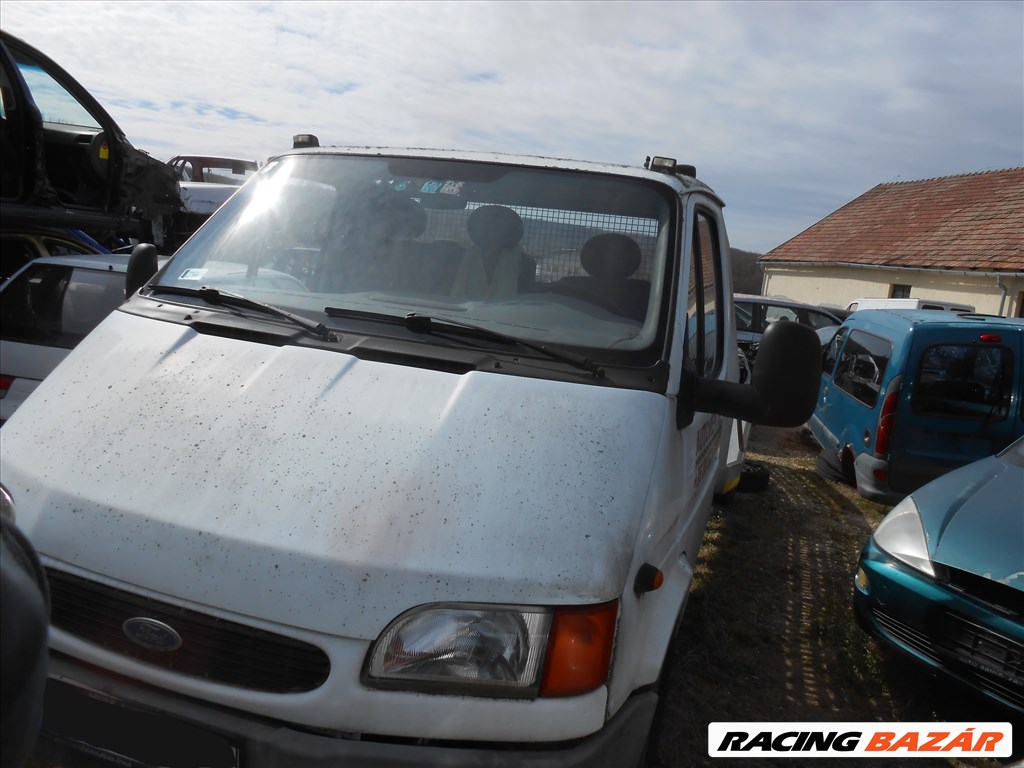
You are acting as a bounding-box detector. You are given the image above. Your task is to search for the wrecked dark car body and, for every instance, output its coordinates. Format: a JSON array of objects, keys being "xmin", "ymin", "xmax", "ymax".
[{"xmin": 0, "ymin": 30, "xmax": 180, "ymax": 247}]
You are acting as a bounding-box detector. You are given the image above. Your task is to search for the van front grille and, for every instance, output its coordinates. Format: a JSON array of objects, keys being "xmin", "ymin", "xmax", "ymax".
[{"xmin": 46, "ymin": 568, "xmax": 330, "ymax": 693}]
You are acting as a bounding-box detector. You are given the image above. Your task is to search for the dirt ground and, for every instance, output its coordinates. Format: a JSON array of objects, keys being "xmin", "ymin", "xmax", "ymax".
[{"xmin": 647, "ymin": 425, "xmax": 1023, "ymax": 768}]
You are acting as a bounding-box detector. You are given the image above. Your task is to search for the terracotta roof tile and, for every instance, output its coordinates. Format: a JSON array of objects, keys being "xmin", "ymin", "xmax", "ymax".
[{"xmin": 762, "ymin": 168, "xmax": 1024, "ymax": 271}]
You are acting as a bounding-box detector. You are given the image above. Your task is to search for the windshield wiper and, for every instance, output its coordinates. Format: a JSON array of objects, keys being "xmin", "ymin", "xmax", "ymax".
[
  {"xmin": 323, "ymin": 306, "xmax": 413, "ymax": 326},
  {"xmin": 150, "ymin": 285, "xmax": 335, "ymax": 341},
  {"xmin": 411, "ymin": 314, "xmax": 604, "ymax": 377},
  {"xmin": 324, "ymin": 308, "xmax": 605, "ymax": 378}
]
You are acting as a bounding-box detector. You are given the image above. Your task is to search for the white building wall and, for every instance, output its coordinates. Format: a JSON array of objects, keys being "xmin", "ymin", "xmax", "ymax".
[{"xmin": 761, "ymin": 266, "xmax": 1024, "ymax": 317}]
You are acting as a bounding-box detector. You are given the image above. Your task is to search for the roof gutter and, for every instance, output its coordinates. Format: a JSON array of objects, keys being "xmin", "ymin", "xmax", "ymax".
[{"xmin": 760, "ymin": 261, "xmax": 1024, "ymax": 278}]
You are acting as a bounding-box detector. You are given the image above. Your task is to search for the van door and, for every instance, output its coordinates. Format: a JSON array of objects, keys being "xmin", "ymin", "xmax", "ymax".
[
  {"xmin": 889, "ymin": 326, "xmax": 1023, "ymax": 493},
  {"xmin": 676, "ymin": 206, "xmax": 727, "ymax": 550}
]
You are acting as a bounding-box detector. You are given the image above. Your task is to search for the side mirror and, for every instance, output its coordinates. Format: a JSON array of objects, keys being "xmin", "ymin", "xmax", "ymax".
[
  {"xmin": 125, "ymin": 243, "xmax": 159, "ymax": 298},
  {"xmin": 691, "ymin": 321, "xmax": 822, "ymax": 427}
]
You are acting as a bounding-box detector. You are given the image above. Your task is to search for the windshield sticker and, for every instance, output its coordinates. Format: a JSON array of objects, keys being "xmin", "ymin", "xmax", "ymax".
[
  {"xmin": 419, "ymin": 180, "xmax": 464, "ymax": 195},
  {"xmin": 178, "ymin": 268, "xmax": 208, "ymax": 281}
]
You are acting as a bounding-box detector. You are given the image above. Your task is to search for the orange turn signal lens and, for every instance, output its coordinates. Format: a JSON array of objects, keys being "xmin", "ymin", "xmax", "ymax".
[{"xmin": 539, "ymin": 600, "xmax": 618, "ymax": 697}]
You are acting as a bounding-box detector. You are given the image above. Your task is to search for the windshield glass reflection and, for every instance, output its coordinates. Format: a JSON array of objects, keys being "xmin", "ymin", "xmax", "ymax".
[{"xmin": 160, "ymin": 154, "xmax": 673, "ymax": 352}]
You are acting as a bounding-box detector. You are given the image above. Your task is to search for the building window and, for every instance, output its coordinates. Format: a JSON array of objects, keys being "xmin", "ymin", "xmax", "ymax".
[{"xmin": 890, "ymin": 284, "xmax": 911, "ymax": 298}]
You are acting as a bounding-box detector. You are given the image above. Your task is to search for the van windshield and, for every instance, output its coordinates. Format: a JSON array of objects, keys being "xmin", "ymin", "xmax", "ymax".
[{"xmin": 158, "ymin": 154, "xmax": 674, "ymax": 354}]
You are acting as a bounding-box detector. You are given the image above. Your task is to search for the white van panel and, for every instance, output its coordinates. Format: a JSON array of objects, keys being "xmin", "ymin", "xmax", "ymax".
[
  {"xmin": 3, "ymin": 310, "xmax": 666, "ymax": 640},
  {"xmin": 48, "ymin": 622, "xmax": 607, "ymax": 741}
]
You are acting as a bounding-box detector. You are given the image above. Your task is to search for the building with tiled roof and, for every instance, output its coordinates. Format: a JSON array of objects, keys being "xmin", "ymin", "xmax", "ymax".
[{"xmin": 759, "ymin": 168, "xmax": 1024, "ymax": 316}]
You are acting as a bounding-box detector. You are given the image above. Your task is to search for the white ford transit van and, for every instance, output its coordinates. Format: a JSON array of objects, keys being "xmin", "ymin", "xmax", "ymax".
[{"xmin": 0, "ymin": 148, "xmax": 819, "ymax": 766}]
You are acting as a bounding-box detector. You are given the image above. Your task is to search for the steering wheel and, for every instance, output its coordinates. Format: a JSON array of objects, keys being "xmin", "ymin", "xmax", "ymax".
[{"xmin": 546, "ymin": 282, "xmax": 626, "ymax": 317}]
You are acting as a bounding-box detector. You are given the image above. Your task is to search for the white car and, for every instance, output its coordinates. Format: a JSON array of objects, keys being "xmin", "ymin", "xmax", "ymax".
[
  {"xmin": 0, "ymin": 254, "xmax": 309, "ymax": 422},
  {"xmin": 167, "ymin": 155, "xmax": 261, "ymax": 249},
  {"xmin": 0, "ymin": 254, "xmax": 131, "ymax": 422}
]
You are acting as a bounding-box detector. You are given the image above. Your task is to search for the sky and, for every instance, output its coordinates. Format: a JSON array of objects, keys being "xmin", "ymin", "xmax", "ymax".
[{"xmin": 2, "ymin": 0, "xmax": 1022, "ymax": 254}]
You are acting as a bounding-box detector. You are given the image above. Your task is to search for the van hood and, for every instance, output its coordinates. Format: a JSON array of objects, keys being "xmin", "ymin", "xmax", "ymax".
[
  {"xmin": 916, "ymin": 455, "xmax": 1024, "ymax": 592},
  {"xmin": 1, "ymin": 311, "xmax": 666, "ymax": 639}
]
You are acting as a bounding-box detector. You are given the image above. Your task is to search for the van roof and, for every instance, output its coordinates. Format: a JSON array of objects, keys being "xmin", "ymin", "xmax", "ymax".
[
  {"xmin": 272, "ymin": 145, "xmax": 724, "ymax": 203},
  {"xmin": 847, "ymin": 308, "xmax": 1024, "ymax": 333}
]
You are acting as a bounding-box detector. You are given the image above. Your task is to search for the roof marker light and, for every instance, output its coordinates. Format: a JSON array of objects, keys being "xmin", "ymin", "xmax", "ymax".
[
  {"xmin": 649, "ymin": 156, "xmax": 677, "ymax": 172},
  {"xmin": 646, "ymin": 156, "xmax": 697, "ymax": 178}
]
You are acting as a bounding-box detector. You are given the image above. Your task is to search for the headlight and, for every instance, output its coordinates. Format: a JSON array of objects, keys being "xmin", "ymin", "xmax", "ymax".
[
  {"xmin": 364, "ymin": 601, "xmax": 617, "ymax": 699},
  {"xmin": 872, "ymin": 496, "xmax": 935, "ymax": 577},
  {"xmin": 0, "ymin": 483, "xmax": 14, "ymax": 523}
]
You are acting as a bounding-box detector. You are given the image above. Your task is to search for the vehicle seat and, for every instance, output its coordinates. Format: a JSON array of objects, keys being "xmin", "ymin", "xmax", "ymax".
[
  {"xmin": 552, "ymin": 233, "xmax": 650, "ymax": 321},
  {"xmin": 418, "ymin": 240, "xmax": 466, "ymax": 294},
  {"xmin": 451, "ymin": 206, "xmax": 535, "ymax": 299},
  {"xmin": 321, "ymin": 195, "xmax": 427, "ymax": 292}
]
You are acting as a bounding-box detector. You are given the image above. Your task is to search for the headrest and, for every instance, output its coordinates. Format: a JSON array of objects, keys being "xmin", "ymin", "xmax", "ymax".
[
  {"xmin": 389, "ymin": 195, "xmax": 427, "ymax": 239},
  {"xmin": 581, "ymin": 233, "xmax": 642, "ymax": 281},
  {"xmin": 467, "ymin": 205, "xmax": 524, "ymax": 250}
]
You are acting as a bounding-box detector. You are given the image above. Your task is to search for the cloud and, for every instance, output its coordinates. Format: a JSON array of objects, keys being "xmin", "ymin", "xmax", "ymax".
[{"xmin": 2, "ymin": 0, "xmax": 1021, "ymax": 251}]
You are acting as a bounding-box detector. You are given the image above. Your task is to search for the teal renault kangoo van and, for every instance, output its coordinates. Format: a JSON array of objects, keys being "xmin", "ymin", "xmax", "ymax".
[{"xmin": 808, "ymin": 310, "xmax": 1024, "ymax": 503}]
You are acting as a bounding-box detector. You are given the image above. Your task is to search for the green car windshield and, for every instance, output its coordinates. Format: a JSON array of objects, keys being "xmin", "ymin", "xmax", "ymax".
[{"xmin": 159, "ymin": 154, "xmax": 674, "ymax": 354}]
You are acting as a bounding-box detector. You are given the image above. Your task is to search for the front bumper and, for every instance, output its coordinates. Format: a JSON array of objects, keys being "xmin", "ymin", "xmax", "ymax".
[
  {"xmin": 41, "ymin": 652, "xmax": 656, "ymax": 768},
  {"xmin": 853, "ymin": 538, "xmax": 1024, "ymax": 714}
]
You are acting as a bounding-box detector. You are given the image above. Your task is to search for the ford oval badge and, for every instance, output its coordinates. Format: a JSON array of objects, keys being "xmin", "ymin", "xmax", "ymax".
[{"xmin": 122, "ymin": 617, "xmax": 183, "ymax": 652}]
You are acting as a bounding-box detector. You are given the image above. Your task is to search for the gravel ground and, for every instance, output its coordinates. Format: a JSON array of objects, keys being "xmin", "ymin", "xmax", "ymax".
[{"xmin": 647, "ymin": 424, "xmax": 1022, "ymax": 768}]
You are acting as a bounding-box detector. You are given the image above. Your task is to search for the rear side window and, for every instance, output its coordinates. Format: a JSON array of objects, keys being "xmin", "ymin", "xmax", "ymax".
[
  {"xmin": 913, "ymin": 344, "xmax": 1014, "ymax": 420},
  {"xmin": 804, "ymin": 309, "xmax": 840, "ymax": 330},
  {"xmin": 0, "ymin": 264, "xmax": 124, "ymax": 348},
  {"xmin": 763, "ymin": 304, "xmax": 798, "ymax": 327},
  {"xmin": 735, "ymin": 302, "xmax": 753, "ymax": 332},
  {"xmin": 833, "ymin": 330, "xmax": 892, "ymax": 407}
]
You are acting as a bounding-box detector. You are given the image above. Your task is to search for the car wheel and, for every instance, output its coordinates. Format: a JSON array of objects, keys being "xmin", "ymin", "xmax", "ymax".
[
  {"xmin": 737, "ymin": 460, "xmax": 771, "ymax": 493},
  {"xmin": 815, "ymin": 453, "xmax": 854, "ymax": 486}
]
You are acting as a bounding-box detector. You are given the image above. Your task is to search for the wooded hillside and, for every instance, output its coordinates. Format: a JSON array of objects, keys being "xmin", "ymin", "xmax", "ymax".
[{"xmin": 730, "ymin": 248, "xmax": 764, "ymax": 294}]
